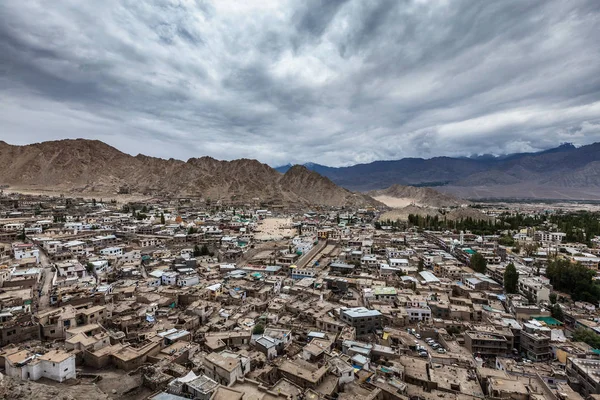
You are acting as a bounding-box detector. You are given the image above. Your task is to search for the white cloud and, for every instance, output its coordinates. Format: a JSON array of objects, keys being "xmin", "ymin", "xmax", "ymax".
[{"xmin": 0, "ymin": 0, "xmax": 599, "ymax": 167}]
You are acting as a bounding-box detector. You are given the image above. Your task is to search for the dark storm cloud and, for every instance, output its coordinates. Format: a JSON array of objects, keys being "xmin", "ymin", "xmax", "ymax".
[{"xmin": 1, "ymin": 0, "xmax": 600, "ymax": 166}]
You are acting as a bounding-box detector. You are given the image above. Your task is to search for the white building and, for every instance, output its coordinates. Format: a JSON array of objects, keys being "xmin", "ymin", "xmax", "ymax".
[
  {"xmin": 534, "ymin": 231, "xmax": 566, "ymax": 243},
  {"xmin": 518, "ymin": 276, "xmax": 551, "ymax": 303},
  {"xmin": 388, "ymin": 258, "xmax": 409, "ymax": 268},
  {"xmin": 88, "ymin": 259, "xmax": 111, "ymax": 274},
  {"xmin": 405, "ymin": 305, "xmax": 432, "ymax": 322},
  {"xmin": 13, "ymin": 245, "xmax": 40, "ymax": 263},
  {"xmin": 162, "ymin": 271, "xmax": 178, "ymax": 286},
  {"xmin": 177, "ymin": 274, "xmax": 200, "ymax": 287},
  {"xmin": 99, "ymin": 246, "xmax": 123, "ymax": 257},
  {"xmin": 5, "ymin": 349, "xmax": 76, "ymax": 383}
]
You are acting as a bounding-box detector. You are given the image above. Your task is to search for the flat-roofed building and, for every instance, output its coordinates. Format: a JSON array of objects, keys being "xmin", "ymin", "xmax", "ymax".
[
  {"xmin": 567, "ymin": 357, "xmax": 600, "ymax": 396},
  {"xmin": 464, "ymin": 331, "xmax": 509, "ymax": 357},
  {"xmin": 340, "ymin": 307, "xmax": 382, "ymax": 336}
]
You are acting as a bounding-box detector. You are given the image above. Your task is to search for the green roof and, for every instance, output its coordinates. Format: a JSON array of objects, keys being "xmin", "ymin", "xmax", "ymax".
[
  {"xmin": 464, "ymin": 249, "xmax": 475, "ymax": 255},
  {"xmin": 533, "ymin": 316, "xmax": 563, "ymax": 326}
]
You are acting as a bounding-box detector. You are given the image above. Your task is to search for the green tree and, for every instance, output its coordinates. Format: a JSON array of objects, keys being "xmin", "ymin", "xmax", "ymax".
[
  {"xmin": 498, "ymin": 235, "xmax": 515, "ymax": 246},
  {"xmin": 546, "ymin": 258, "xmax": 600, "ymax": 303},
  {"xmin": 17, "ymin": 228, "xmax": 26, "ymax": 241},
  {"xmin": 160, "ymin": 213, "xmax": 165, "ymax": 224},
  {"xmin": 252, "ymin": 323, "xmax": 265, "ymax": 335},
  {"xmin": 418, "ymin": 258, "xmax": 424, "ymax": 272},
  {"xmin": 470, "ymin": 252, "xmax": 487, "ymax": 273},
  {"xmin": 573, "ymin": 328, "xmax": 600, "ymax": 349},
  {"xmin": 524, "ymin": 242, "xmax": 539, "ymax": 257},
  {"xmin": 549, "ymin": 292, "xmax": 557, "ymax": 304},
  {"xmin": 503, "ymin": 263, "xmax": 518, "ymax": 294},
  {"xmin": 193, "ymin": 245, "xmax": 201, "ymax": 257},
  {"xmin": 550, "ymin": 303, "xmax": 564, "ymax": 322},
  {"xmin": 200, "ymin": 244, "xmax": 210, "ymax": 256},
  {"xmin": 92, "ymin": 198, "xmax": 97, "ymax": 207}
]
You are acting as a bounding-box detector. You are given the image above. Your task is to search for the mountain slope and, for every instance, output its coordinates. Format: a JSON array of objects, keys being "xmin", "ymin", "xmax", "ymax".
[
  {"xmin": 0, "ymin": 139, "xmax": 381, "ymax": 207},
  {"xmin": 367, "ymin": 184, "xmax": 468, "ymax": 208}
]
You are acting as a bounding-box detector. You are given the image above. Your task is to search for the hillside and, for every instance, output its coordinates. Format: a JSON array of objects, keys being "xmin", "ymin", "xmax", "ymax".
[
  {"xmin": 367, "ymin": 184, "xmax": 468, "ymax": 208},
  {"xmin": 0, "ymin": 139, "xmax": 382, "ymax": 208},
  {"xmin": 279, "ymin": 143, "xmax": 600, "ymax": 199}
]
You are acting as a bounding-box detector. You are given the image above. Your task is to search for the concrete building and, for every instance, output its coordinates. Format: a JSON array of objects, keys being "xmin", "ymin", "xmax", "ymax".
[
  {"xmin": 5, "ymin": 349, "xmax": 76, "ymax": 383},
  {"xmin": 340, "ymin": 307, "xmax": 382, "ymax": 336},
  {"xmin": 534, "ymin": 231, "xmax": 566, "ymax": 243},
  {"xmin": 567, "ymin": 357, "xmax": 600, "ymax": 396},
  {"xmin": 520, "ymin": 330, "xmax": 551, "ymax": 361},
  {"xmin": 518, "ymin": 277, "xmax": 551, "ymax": 303},
  {"xmin": 464, "ymin": 331, "xmax": 510, "ymax": 357},
  {"xmin": 203, "ymin": 351, "xmax": 250, "ymax": 386}
]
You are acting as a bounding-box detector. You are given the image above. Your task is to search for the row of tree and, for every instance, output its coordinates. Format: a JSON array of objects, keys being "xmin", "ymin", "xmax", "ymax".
[{"xmin": 546, "ymin": 258, "xmax": 600, "ymax": 303}]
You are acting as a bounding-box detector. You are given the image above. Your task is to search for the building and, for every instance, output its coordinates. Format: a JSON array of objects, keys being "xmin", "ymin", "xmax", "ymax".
[
  {"xmin": 463, "ymin": 331, "xmax": 510, "ymax": 357},
  {"xmin": 518, "ymin": 277, "xmax": 551, "ymax": 303},
  {"xmin": 13, "ymin": 244, "xmax": 40, "ymax": 263},
  {"xmin": 534, "ymin": 231, "xmax": 566, "ymax": 243},
  {"xmin": 405, "ymin": 305, "xmax": 432, "ymax": 323},
  {"xmin": 566, "ymin": 357, "xmax": 600, "ymax": 396},
  {"xmin": 340, "ymin": 307, "xmax": 382, "ymax": 336},
  {"xmin": 99, "ymin": 246, "xmax": 124, "ymax": 257},
  {"xmin": 202, "ymin": 351, "xmax": 250, "ymax": 386},
  {"xmin": 520, "ymin": 330, "xmax": 551, "ymax": 361},
  {"xmin": 5, "ymin": 349, "xmax": 76, "ymax": 383}
]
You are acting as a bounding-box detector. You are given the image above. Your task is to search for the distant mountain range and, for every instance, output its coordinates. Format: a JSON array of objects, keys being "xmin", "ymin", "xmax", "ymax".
[
  {"xmin": 0, "ymin": 139, "xmax": 381, "ymax": 208},
  {"xmin": 276, "ymin": 143, "xmax": 600, "ymax": 200}
]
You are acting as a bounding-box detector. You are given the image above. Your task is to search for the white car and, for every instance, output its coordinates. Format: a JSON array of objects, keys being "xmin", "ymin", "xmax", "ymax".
[
  {"xmin": 437, "ymin": 348, "xmax": 446, "ymax": 354},
  {"xmin": 415, "ymin": 334, "xmax": 421, "ymax": 339}
]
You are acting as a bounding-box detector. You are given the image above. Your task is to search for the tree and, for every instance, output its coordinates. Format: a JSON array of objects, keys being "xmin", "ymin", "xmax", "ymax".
[
  {"xmin": 498, "ymin": 235, "xmax": 515, "ymax": 246},
  {"xmin": 200, "ymin": 244, "xmax": 210, "ymax": 256},
  {"xmin": 252, "ymin": 323, "xmax": 265, "ymax": 335},
  {"xmin": 573, "ymin": 327, "xmax": 600, "ymax": 349},
  {"xmin": 546, "ymin": 258, "xmax": 600, "ymax": 303},
  {"xmin": 418, "ymin": 258, "xmax": 424, "ymax": 272},
  {"xmin": 549, "ymin": 292, "xmax": 557, "ymax": 304},
  {"xmin": 92, "ymin": 198, "xmax": 96, "ymax": 207},
  {"xmin": 193, "ymin": 245, "xmax": 201, "ymax": 257},
  {"xmin": 550, "ymin": 303, "xmax": 564, "ymax": 322},
  {"xmin": 470, "ymin": 253, "xmax": 487, "ymax": 273},
  {"xmin": 374, "ymin": 221, "xmax": 381, "ymax": 230},
  {"xmin": 503, "ymin": 263, "xmax": 518, "ymax": 294},
  {"xmin": 160, "ymin": 213, "xmax": 165, "ymax": 225},
  {"xmin": 524, "ymin": 242, "xmax": 539, "ymax": 257}
]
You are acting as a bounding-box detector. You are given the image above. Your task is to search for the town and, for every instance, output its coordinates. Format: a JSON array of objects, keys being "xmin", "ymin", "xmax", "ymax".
[{"xmin": 1, "ymin": 191, "xmax": 600, "ymax": 400}]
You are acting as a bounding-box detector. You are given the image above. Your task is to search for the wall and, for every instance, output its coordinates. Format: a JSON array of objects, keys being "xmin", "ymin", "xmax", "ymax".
[{"xmin": 41, "ymin": 357, "xmax": 76, "ymax": 382}]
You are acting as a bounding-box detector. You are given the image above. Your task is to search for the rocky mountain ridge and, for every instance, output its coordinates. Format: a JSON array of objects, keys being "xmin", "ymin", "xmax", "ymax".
[{"xmin": 0, "ymin": 139, "xmax": 381, "ymax": 208}]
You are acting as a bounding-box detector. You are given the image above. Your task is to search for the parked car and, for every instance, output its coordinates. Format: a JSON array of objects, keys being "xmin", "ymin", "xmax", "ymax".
[
  {"xmin": 437, "ymin": 348, "xmax": 447, "ymax": 354},
  {"xmin": 419, "ymin": 351, "xmax": 428, "ymax": 357},
  {"xmin": 415, "ymin": 333, "xmax": 421, "ymax": 339}
]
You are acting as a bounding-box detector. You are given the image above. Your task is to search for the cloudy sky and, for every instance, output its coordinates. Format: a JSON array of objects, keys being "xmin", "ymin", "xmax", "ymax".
[{"xmin": 1, "ymin": 0, "xmax": 600, "ymax": 167}]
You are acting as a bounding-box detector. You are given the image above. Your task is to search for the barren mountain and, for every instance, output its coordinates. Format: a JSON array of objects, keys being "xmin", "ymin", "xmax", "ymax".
[
  {"xmin": 0, "ymin": 139, "xmax": 382, "ymax": 208},
  {"xmin": 367, "ymin": 184, "xmax": 468, "ymax": 208},
  {"xmin": 280, "ymin": 143, "xmax": 600, "ymax": 199}
]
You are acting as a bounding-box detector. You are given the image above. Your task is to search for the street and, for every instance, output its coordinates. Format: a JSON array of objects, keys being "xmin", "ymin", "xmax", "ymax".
[{"xmin": 37, "ymin": 246, "xmax": 54, "ymax": 310}]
